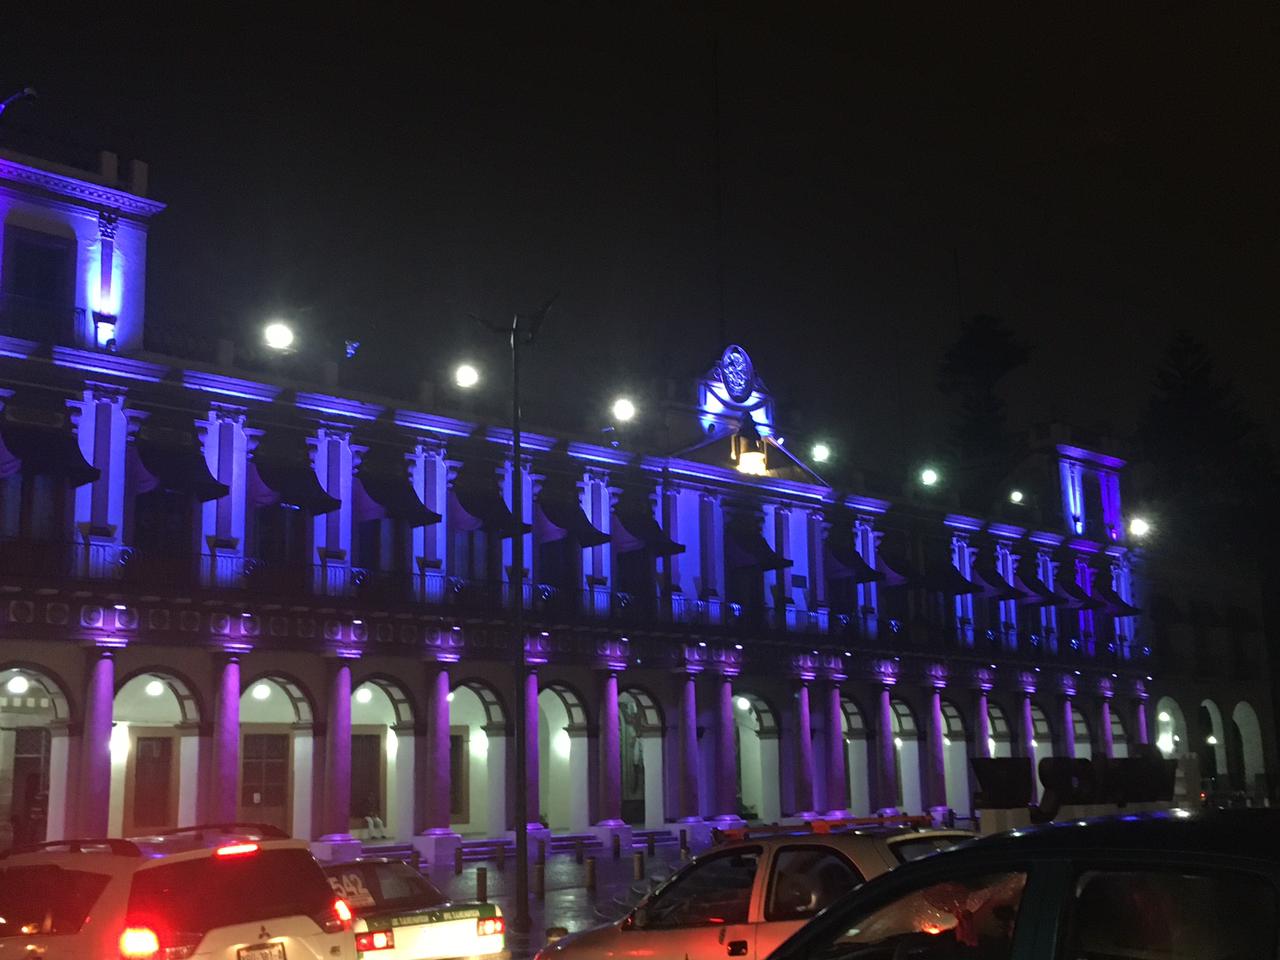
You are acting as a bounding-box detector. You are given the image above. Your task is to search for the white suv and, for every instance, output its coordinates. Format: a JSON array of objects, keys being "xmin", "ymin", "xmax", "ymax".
[{"xmin": 0, "ymin": 823, "xmax": 355, "ymax": 960}]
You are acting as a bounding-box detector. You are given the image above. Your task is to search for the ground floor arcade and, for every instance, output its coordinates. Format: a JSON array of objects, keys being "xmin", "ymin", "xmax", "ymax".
[{"xmin": 0, "ymin": 640, "xmax": 1270, "ymax": 857}]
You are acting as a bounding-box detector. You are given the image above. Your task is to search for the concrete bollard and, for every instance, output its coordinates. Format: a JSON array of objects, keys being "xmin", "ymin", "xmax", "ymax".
[
  {"xmin": 646, "ymin": 833, "xmax": 656, "ymax": 856},
  {"xmin": 454, "ymin": 845, "xmax": 464, "ymax": 875},
  {"xmin": 496, "ymin": 845, "xmax": 507, "ymax": 870},
  {"xmin": 585, "ymin": 856, "xmax": 597, "ymax": 891},
  {"xmin": 575, "ymin": 837, "xmax": 584, "ymax": 864},
  {"xmin": 611, "ymin": 833, "xmax": 621, "ymax": 859},
  {"xmin": 680, "ymin": 845, "xmax": 691, "ymax": 862},
  {"xmin": 679, "ymin": 828, "xmax": 688, "ymax": 849},
  {"xmin": 534, "ymin": 862, "xmax": 545, "ymax": 899},
  {"xmin": 476, "ymin": 866, "xmax": 488, "ymax": 902},
  {"xmin": 538, "ymin": 839, "xmax": 547, "ymax": 865},
  {"xmin": 633, "ymin": 851, "xmax": 645, "ymax": 881}
]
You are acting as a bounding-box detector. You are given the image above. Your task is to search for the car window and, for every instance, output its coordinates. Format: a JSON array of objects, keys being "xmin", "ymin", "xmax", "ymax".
[
  {"xmin": 890, "ymin": 836, "xmax": 966, "ymax": 865},
  {"xmin": 766, "ymin": 846, "xmax": 864, "ymax": 922},
  {"xmin": 1064, "ymin": 869, "xmax": 1277, "ymax": 960},
  {"xmin": 0, "ymin": 865, "xmax": 111, "ymax": 936},
  {"xmin": 641, "ymin": 848, "xmax": 760, "ymax": 928},
  {"xmin": 810, "ymin": 871, "xmax": 1027, "ymax": 960},
  {"xmin": 128, "ymin": 848, "xmax": 334, "ymax": 933},
  {"xmin": 326, "ymin": 861, "xmax": 448, "ymax": 913}
]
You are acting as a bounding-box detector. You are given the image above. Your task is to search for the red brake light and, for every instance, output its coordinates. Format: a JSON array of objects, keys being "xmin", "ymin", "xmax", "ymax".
[
  {"xmin": 477, "ymin": 916, "xmax": 505, "ymax": 937},
  {"xmin": 355, "ymin": 930, "xmax": 395, "ymax": 951},
  {"xmin": 214, "ymin": 841, "xmax": 260, "ymax": 858},
  {"xmin": 334, "ymin": 897, "xmax": 353, "ymax": 925},
  {"xmin": 119, "ymin": 926, "xmax": 160, "ymax": 958}
]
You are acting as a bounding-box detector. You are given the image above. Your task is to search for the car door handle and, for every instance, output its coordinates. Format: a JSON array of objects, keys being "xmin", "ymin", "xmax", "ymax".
[{"xmin": 727, "ymin": 939, "xmax": 748, "ymax": 956}]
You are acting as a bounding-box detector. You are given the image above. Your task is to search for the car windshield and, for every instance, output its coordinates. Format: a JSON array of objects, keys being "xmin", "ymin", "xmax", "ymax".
[
  {"xmin": 0, "ymin": 865, "xmax": 111, "ymax": 937},
  {"xmin": 128, "ymin": 848, "xmax": 334, "ymax": 933},
  {"xmin": 325, "ymin": 861, "xmax": 449, "ymax": 914}
]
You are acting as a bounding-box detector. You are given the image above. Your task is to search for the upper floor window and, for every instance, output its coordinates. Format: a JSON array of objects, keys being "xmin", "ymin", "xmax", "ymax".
[{"xmin": 0, "ymin": 226, "xmax": 75, "ymax": 341}]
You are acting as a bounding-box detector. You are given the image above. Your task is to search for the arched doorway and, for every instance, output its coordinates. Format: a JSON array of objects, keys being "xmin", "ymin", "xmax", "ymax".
[
  {"xmin": 449, "ymin": 679, "xmax": 507, "ymax": 837},
  {"xmin": 539, "ymin": 683, "xmax": 590, "ymax": 832},
  {"xmin": 111, "ymin": 671, "xmax": 201, "ymax": 836},
  {"xmin": 987, "ymin": 703, "xmax": 1013, "ymax": 758},
  {"xmin": 619, "ymin": 687, "xmax": 664, "ymax": 828},
  {"xmin": 351, "ymin": 678, "xmax": 414, "ymax": 841},
  {"xmin": 0, "ymin": 665, "xmax": 71, "ymax": 847},
  {"xmin": 239, "ymin": 675, "xmax": 315, "ymax": 838},
  {"xmin": 1199, "ymin": 699, "xmax": 1226, "ymax": 786},
  {"xmin": 1070, "ymin": 704, "xmax": 1093, "ymax": 759},
  {"xmin": 1110, "ymin": 711, "xmax": 1129, "ymax": 759},
  {"xmin": 1028, "ymin": 704, "xmax": 1052, "ymax": 801},
  {"xmin": 842, "ymin": 697, "xmax": 871, "ymax": 816},
  {"xmin": 734, "ymin": 693, "xmax": 780, "ymax": 823},
  {"xmin": 1231, "ymin": 701, "xmax": 1266, "ymax": 799},
  {"xmin": 941, "ymin": 701, "xmax": 969, "ymax": 814},
  {"xmin": 1154, "ymin": 697, "xmax": 1187, "ymax": 758},
  {"xmin": 890, "ymin": 699, "xmax": 922, "ymax": 815}
]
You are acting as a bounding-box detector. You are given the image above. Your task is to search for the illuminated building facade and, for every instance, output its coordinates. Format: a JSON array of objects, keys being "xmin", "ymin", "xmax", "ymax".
[{"xmin": 0, "ymin": 146, "xmax": 1271, "ymax": 860}]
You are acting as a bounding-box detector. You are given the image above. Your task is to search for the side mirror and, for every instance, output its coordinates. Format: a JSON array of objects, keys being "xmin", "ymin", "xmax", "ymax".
[{"xmin": 627, "ymin": 907, "xmax": 646, "ymax": 930}]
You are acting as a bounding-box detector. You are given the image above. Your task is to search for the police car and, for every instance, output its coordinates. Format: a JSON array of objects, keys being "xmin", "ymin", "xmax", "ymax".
[{"xmin": 325, "ymin": 858, "xmax": 507, "ymax": 960}]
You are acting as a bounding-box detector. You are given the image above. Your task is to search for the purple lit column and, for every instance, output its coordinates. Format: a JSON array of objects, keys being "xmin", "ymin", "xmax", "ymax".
[
  {"xmin": 524, "ymin": 668, "xmax": 541, "ymax": 829},
  {"xmin": 794, "ymin": 682, "xmax": 816, "ymax": 816},
  {"xmin": 1134, "ymin": 698, "xmax": 1150, "ymax": 746},
  {"xmin": 599, "ymin": 671, "xmax": 622, "ymax": 825},
  {"xmin": 925, "ymin": 686, "xmax": 947, "ymax": 810},
  {"xmin": 825, "ymin": 682, "xmax": 848, "ymax": 815},
  {"xmin": 1061, "ymin": 696, "xmax": 1076, "ymax": 760},
  {"xmin": 679, "ymin": 674, "xmax": 700, "ymax": 819},
  {"xmin": 423, "ymin": 664, "xmax": 452, "ymax": 832},
  {"xmin": 716, "ymin": 675, "xmax": 737, "ymax": 818},
  {"xmin": 322, "ymin": 660, "xmax": 354, "ymax": 838},
  {"xmin": 78, "ymin": 649, "xmax": 115, "ymax": 836},
  {"xmin": 1099, "ymin": 698, "xmax": 1114, "ymax": 758},
  {"xmin": 877, "ymin": 685, "xmax": 898, "ymax": 812},
  {"xmin": 1021, "ymin": 692, "xmax": 1037, "ymax": 800},
  {"xmin": 975, "ymin": 688, "xmax": 992, "ymax": 759},
  {"xmin": 209, "ymin": 655, "xmax": 241, "ymax": 823}
]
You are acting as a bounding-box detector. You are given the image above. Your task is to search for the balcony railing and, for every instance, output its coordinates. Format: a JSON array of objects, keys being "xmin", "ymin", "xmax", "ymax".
[
  {"xmin": 0, "ymin": 537, "xmax": 1152, "ymax": 664},
  {"xmin": 0, "ymin": 293, "xmax": 87, "ymax": 346}
]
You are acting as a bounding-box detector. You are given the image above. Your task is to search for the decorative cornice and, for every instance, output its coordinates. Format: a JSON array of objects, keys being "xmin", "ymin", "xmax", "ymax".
[{"xmin": 0, "ymin": 155, "xmax": 167, "ymax": 218}]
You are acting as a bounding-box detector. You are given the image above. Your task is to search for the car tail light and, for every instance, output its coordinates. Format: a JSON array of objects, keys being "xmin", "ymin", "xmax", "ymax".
[
  {"xmin": 214, "ymin": 842, "xmax": 259, "ymax": 858},
  {"xmin": 313, "ymin": 897, "xmax": 354, "ymax": 934},
  {"xmin": 355, "ymin": 930, "xmax": 395, "ymax": 951},
  {"xmin": 477, "ymin": 916, "xmax": 505, "ymax": 937},
  {"xmin": 119, "ymin": 926, "xmax": 160, "ymax": 958}
]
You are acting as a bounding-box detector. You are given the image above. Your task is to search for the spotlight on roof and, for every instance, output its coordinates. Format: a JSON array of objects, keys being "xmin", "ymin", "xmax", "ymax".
[
  {"xmin": 611, "ymin": 397, "xmax": 637, "ymax": 423},
  {"xmin": 454, "ymin": 363, "xmax": 480, "ymax": 389},
  {"xmin": 1129, "ymin": 516, "xmax": 1151, "ymax": 538},
  {"xmin": 811, "ymin": 442, "xmax": 831, "ymax": 464},
  {"xmin": 1009, "ymin": 489, "xmax": 1024, "ymax": 504},
  {"xmin": 263, "ymin": 320, "xmax": 295, "ymax": 352},
  {"xmin": 919, "ymin": 467, "xmax": 940, "ymax": 487}
]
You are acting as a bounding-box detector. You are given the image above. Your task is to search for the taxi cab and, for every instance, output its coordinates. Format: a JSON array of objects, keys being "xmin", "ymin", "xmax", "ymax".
[
  {"xmin": 325, "ymin": 857, "xmax": 507, "ymax": 960},
  {"xmin": 536, "ymin": 823, "xmax": 972, "ymax": 960}
]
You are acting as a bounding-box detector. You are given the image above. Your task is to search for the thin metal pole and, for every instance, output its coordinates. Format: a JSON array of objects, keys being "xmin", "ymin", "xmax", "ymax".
[{"xmin": 510, "ymin": 313, "xmax": 530, "ymax": 933}]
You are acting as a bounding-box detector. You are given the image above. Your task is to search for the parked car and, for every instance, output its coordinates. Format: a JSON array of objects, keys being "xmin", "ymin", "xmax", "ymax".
[
  {"xmin": 324, "ymin": 857, "xmax": 507, "ymax": 960},
  {"xmin": 0, "ymin": 823, "xmax": 354, "ymax": 960},
  {"xmin": 535, "ymin": 825, "xmax": 973, "ymax": 960},
  {"xmin": 767, "ymin": 809, "xmax": 1280, "ymax": 960}
]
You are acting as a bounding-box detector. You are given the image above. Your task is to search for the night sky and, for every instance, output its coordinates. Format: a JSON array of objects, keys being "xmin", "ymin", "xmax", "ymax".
[{"xmin": 2, "ymin": 6, "xmax": 1276, "ymax": 473}]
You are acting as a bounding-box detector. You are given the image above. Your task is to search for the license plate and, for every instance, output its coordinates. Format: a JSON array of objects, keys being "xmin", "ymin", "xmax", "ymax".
[{"xmin": 238, "ymin": 944, "xmax": 285, "ymax": 960}]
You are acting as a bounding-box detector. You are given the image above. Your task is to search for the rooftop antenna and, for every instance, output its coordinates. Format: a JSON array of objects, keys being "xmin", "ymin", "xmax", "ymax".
[{"xmin": 0, "ymin": 86, "xmax": 37, "ymax": 121}]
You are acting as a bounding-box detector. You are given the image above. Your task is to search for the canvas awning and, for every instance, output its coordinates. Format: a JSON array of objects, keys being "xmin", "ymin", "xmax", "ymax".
[
  {"xmin": 130, "ymin": 423, "xmax": 227, "ymax": 502},
  {"xmin": 1011, "ymin": 559, "xmax": 1064, "ymax": 607},
  {"xmin": 876, "ymin": 547, "xmax": 925, "ymax": 588},
  {"xmin": 1054, "ymin": 575, "xmax": 1104, "ymax": 610},
  {"xmin": 1090, "ymin": 573, "xmax": 1141, "ymax": 616},
  {"xmin": 924, "ymin": 560, "xmax": 980, "ymax": 596},
  {"xmin": 249, "ymin": 434, "xmax": 340, "ymax": 515},
  {"xmin": 354, "ymin": 469, "xmax": 440, "ymax": 527},
  {"xmin": 449, "ymin": 483, "xmax": 526, "ymax": 538},
  {"xmin": 970, "ymin": 555, "xmax": 1026, "ymax": 602},
  {"xmin": 0, "ymin": 410, "xmax": 99, "ymax": 487},
  {"xmin": 824, "ymin": 531, "xmax": 883, "ymax": 583},
  {"xmin": 612, "ymin": 501, "xmax": 684, "ymax": 556},
  {"xmin": 535, "ymin": 494, "xmax": 609, "ymax": 548},
  {"xmin": 725, "ymin": 515, "xmax": 792, "ymax": 570}
]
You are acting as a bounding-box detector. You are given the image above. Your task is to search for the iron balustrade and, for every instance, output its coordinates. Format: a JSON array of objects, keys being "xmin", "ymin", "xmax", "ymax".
[{"xmin": 0, "ymin": 294, "xmax": 88, "ymax": 346}]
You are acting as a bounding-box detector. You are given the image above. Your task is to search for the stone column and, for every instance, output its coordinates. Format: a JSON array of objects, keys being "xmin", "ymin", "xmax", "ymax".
[
  {"xmin": 793, "ymin": 682, "xmax": 816, "ymax": 816},
  {"xmin": 715, "ymin": 674, "xmax": 738, "ymax": 820},
  {"xmin": 1134, "ymin": 697, "xmax": 1150, "ymax": 746},
  {"xmin": 209, "ymin": 654, "xmax": 241, "ymax": 823},
  {"xmin": 876, "ymin": 684, "xmax": 899, "ymax": 813},
  {"xmin": 314, "ymin": 658, "xmax": 359, "ymax": 859},
  {"xmin": 825, "ymin": 681, "xmax": 848, "ymax": 815},
  {"xmin": 1100, "ymin": 697, "xmax": 1115, "ymax": 759},
  {"xmin": 975, "ymin": 688, "xmax": 992, "ymax": 759},
  {"xmin": 524, "ymin": 667, "xmax": 542, "ymax": 831},
  {"xmin": 1061, "ymin": 695, "xmax": 1077, "ymax": 760},
  {"xmin": 679, "ymin": 673, "xmax": 701, "ymax": 821},
  {"xmin": 1021, "ymin": 692, "xmax": 1038, "ymax": 800},
  {"xmin": 925, "ymin": 685, "xmax": 948, "ymax": 814},
  {"xmin": 78, "ymin": 648, "xmax": 115, "ymax": 837},
  {"xmin": 412, "ymin": 662, "xmax": 461, "ymax": 865},
  {"xmin": 598, "ymin": 670, "xmax": 622, "ymax": 825}
]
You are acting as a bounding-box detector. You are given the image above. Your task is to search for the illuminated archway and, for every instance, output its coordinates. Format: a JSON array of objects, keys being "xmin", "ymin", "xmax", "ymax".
[
  {"xmin": 890, "ymin": 699, "xmax": 922, "ymax": 815},
  {"xmin": 619, "ymin": 687, "xmax": 664, "ymax": 828},
  {"xmin": 941, "ymin": 700, "xmax": 969, "ymax": 814},
  {"xmin": 1070, "ymin": 703, "xmax": 1093, "ymax": 759},
  {"xmin": 842, "ymin": 697, "xmax": 871, "ymax": 816},
  {"xmin": 351, "ymin": 676, "xmax": 415, "ymax": 842},
  {"xmin": 987, "ymin": 703, "xmax": 1014, "ymax": 758},
  {"xmin": 734, "ymin": 692, "xmax": 780, "ymax": 823},
  {"xmin": 111, "ymin": 670, "xmax": 201, "ymax": 836},
  {"xmin": 1231, "ymin": 701, "xmax": 1266, "ymax": 798},
  {"xmin": 0, "ymin": 665, "xmax": 72, "ymax": 845},
  {"xmin": 539, "ymin": 682, "xmax": 590, "ymax": 832},
  {"xmin": 240, "ymin": 673, "xmax": 316, "ymax": 839},
  {"xmin": 449, "ymin": 678, "xmax": 508, "ymax": 837},
  {"xmin": 1154, "ymin": 696, "xmax": 1187, "ymax": 758},
  {"xmin": 1199, "ymin": 699, "xmax": 1227, "ymax": 784}
]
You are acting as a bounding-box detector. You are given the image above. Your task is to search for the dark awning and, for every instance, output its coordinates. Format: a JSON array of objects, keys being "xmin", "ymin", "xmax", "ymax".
[
  {"xmin": 825, "ymin": 532, "xmax": 883, "ymax": 583},
  {"xmin": 354, "ymin": 470, "xmax": 441, "ymax": 527},
  {"xmin": 725, "ymin": 515, "xmax": 792, "ymax": 570},
  {"xmin": 970, "ymin": 555, "xmax": 1026, "ymax": 602},
  {"xmin": 876, "ymin": 547, "xmax": 925, "ymax": 588},
  {"xmin": 249, "ymin": 452, "xmax": 340, "ymax": 515},
  {"xmin": 1011, "ymin": 559, "xmax": 1064, "ymax": 607},
  {"xmin": 1054, "ymin": 575, "xmax": 1104, "ymax": 610},
  {"xmin": 131, "ymin": 424, "xmax": 227, "ymax": 502},
  {"xmin": 535, "ymin": 495, "xmax": 609, "ymax": 548},
  {"xmin": 612, "ymin": 501, "xmax": 685, "ymax": 556},
  {"xmin": 924, "ymin": 560, "xmax": 980, "ymax": 595},
  {"xmin": 0, "ymin": 413, "xmax": 99, "ymax": 487},
  {"xmin": 1090, "ymin": 573, "xmax": 1141, "ymax": 616},
  {"xmin": 449, "ymin": 484, "xmax": 527, "ymax": 538}
]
